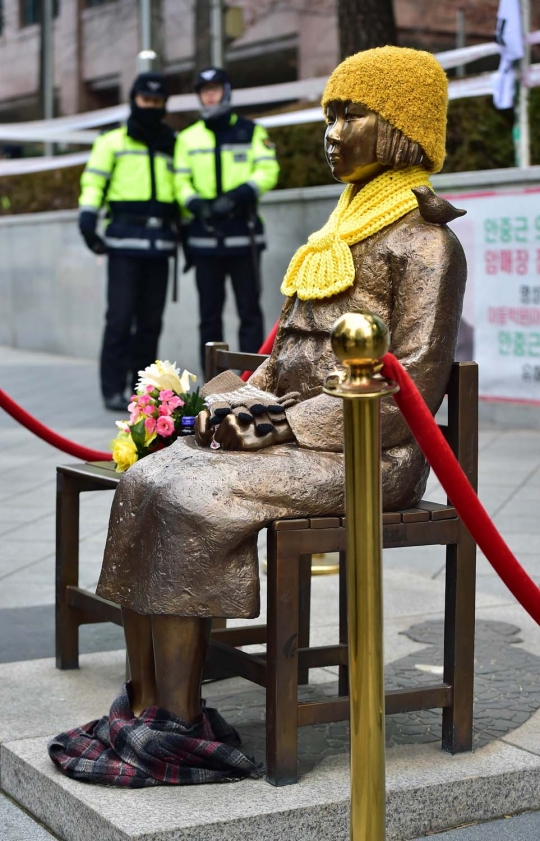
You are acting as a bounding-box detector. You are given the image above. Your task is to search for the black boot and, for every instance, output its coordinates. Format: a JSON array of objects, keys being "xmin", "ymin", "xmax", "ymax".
[{"xmin": 104, "ymin": 394, "xmax": 128, "ymax": 412}]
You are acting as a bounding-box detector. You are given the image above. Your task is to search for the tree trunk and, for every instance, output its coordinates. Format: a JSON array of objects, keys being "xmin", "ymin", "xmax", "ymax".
[{"xmin": 338, "ymin": 0, "xmax": 397, "ymax": 59}]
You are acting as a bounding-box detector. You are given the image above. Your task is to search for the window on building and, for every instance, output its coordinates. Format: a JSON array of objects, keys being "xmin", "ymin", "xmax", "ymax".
[
  {"xmin": 85, "ymin": 81, "xmax": 121, "ymax": 111},
  {"xmin": 21, "ymin": 0, "xmax": 59, "ymax": 27},
  {"xmin": 86, "ymin": 0, "xmax": 114, "ymax": 6}
]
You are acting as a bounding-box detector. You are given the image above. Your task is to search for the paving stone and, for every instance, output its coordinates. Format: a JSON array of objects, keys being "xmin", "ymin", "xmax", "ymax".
[
  {"xmin": 0, "ymin": 604, "xmax": 125, "ymax": 664},
  {"xmin": 0, "ymin": 791, "xmax": 56, "ymax": 840}
]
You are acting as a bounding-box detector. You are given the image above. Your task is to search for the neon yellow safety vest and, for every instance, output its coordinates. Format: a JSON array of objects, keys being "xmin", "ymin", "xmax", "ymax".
[
  {"xmin": 79, "ymin": 125, "xmax": 177, "ymax": 255},
  {"xmin": 174, "ymin": 114, "xmax": 279, "ymax": 256}
]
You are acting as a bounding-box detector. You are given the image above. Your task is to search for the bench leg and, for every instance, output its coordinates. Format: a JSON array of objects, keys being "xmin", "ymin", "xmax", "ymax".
[
  {"xmin": 55, "ymin": 472, "xmax": 81, "ymax": 669},
  {"xmin": 442, "ymin": 529, "xmax": 476, "ymax": 753},
  {"xmin": 338, "ymin": 551, "xmax": 349, "ymax": 696},
  {"xmin": 203, "ymin": 618, "xmax": 232, "ymax": 682},
  {"xmin": 298, "ymin": 554, "xmax": 312, "ymax": 686},
  {"xmin": 266, "ymin": 529, "xmax": 299, "ymax": 786}
]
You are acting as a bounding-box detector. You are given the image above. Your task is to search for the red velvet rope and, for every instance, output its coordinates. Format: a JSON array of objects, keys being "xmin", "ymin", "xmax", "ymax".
[
  {"xmin": 247, "ymin": 325, "xmax": 540, "ymax": 624},
  {"xmin": 381, "ymin": 353, "xmax": 540, "ymax": 625},
  {"xmin": 0, "ymin": 388, "xmax": 112, "ymax": 462}
]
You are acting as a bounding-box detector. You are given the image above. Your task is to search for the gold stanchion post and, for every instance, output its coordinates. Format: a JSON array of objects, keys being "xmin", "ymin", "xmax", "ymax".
[{"xmin": 324, "ymin": 311, "xmax": 398, "ymax": 840}]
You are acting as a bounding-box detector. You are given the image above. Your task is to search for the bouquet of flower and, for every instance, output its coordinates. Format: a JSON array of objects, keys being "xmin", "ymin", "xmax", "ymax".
[{"xmin": 111, "ymin": 360, "xmax": 205, "ymax": 472}]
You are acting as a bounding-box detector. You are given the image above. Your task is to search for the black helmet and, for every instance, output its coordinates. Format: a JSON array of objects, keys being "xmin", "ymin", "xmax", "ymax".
[
  {"xmin": 130, "ymin": 72, "xmax": 168, "ymax": 101},
  {"xmin": 194, "ymin": 67, "xmax": 231, "ymax": 93}
]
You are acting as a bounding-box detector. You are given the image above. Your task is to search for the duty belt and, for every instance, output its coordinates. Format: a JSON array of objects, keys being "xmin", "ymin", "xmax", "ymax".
[{"xmin": 112, "ymin": 213, "xmax": 172, "ymax": 229}]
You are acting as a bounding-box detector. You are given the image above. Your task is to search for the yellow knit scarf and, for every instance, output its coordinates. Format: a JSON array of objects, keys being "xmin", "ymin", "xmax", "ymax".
[{"xmin": 280, "ymin": 166, "xmax": 432, "ymax": 301}]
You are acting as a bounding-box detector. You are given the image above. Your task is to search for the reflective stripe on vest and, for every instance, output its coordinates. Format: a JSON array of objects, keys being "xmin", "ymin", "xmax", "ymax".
[
  {"xmin": 187, "ymin": 234, "xmax": 266, "ymax": 249},
  {"xmin": 105, "ymin": 236, "xmax": 151, "ymax": 250}
]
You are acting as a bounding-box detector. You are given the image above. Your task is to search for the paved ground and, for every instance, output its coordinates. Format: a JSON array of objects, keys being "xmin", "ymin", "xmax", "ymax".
[{"xmin": 2, "ymin": 344, "xmax": 540, "ymax": 838}]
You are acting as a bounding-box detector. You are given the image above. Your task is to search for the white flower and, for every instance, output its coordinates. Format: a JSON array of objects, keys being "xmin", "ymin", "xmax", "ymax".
[
  {"xmin": 136, "ymin": 360, "xmax": 197, "ymax": 395},
  {"xmin": 115, "ymin": 420, "xmax": 131, "ymax": 433},
  {"xmin": 179, "ymin": 369, "xmax": 197, "ymax": 393}
]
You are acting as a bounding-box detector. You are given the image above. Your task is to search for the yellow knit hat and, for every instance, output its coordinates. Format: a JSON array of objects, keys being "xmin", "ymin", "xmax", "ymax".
[{"xmin": 321, "ymin": 46, "xmax": 448, "ymax": 173}]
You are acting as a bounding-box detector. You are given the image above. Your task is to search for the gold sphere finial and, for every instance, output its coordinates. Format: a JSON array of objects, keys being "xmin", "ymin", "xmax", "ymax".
[
  {"xmin": 331, "ymin": 311, "xmax": 390, "ymax": 369},
  {"xmin": 324, "ymin": 311, "xmax": 396, "ymax": 398}
]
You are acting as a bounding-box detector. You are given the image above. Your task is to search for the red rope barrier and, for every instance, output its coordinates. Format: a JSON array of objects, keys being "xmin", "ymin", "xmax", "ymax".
[
  {"xmin": 382, "ymin": 353, "xmax": 540, "ymax": 626},
  {"xmin": 0, "ymin": 388, "xmax": 112, "ymax": 462},
  {"xmin": 6, "ymin": 332, "xmax": 537, "ymax": 621},
  {"xmin": 243, "ymin": 320, "xmax": 540, "ymax": 624},
  {"xmin": 241, "ymin": 319, "xmax": 280, "ymax": 381}
]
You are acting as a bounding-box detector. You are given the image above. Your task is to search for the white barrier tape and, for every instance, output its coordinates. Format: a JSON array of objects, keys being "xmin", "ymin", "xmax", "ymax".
[
  {"xmin": 2, "ymin": 57, "xmax": 540, "ymax": 175},
  {"xmin": 0, "ymin": 128, "xmax": 99, "ymax": 144},
  {"xmin": 435, "ymin": 41, "xmax": 501, "ymax": 69},
  {"xmin": 257, "ymin": 107, "xmax": 322, "ymax": 128},
  {"xmin": 0, "ymin": 77, "xmax": 328, "ymax": 136},
  {"xmin": 0, "ymin": 151, "xmax": 89, "ymax": 176},
  {"xmin": 1, "ymin": 39, "xmax": 539, "ymax": 166},
  {"xmin": 1, "ymin": 33, "xmax": 538, "ymax": 144}
]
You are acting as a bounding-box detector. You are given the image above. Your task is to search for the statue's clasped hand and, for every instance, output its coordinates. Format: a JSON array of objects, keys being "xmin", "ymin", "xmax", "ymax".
[{"xmin": 196, "ymin": 373, "xmax": 299, "ymax": 451}]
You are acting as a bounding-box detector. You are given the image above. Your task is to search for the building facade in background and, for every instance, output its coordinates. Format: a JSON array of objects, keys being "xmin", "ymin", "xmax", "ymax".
[{"xmin": 0, "ymin": 0, "xmax": 536, "ymax": 123}]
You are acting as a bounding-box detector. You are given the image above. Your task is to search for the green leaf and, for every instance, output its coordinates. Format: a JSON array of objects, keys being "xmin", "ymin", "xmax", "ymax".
[
  {"xmin": 179, "ymin": 387, "xmax": 205, "ymax": 417},
  {"xmin": 130, "ymin": 419, "xmax": 147, "ymax": 451}
]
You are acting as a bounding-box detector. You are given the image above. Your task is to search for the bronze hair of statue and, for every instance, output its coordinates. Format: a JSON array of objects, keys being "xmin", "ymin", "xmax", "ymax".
[{"xmin": 85, "ymin": 48, "xmax": 467, "ymax": 729}]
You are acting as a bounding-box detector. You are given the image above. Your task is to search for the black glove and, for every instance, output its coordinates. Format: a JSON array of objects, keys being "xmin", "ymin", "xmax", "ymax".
[
  {"xmin": 79, "ymin": 209, "xmax": 98, "ymax": 235},
  {"xmin": 81, "ymin": 230, "xmax": 107, "ymax": 255},
  {"xmin": 211, "ymin": 193, "xmax": 237, "ymax": 218},
  {"xmin": 79, "ymin": 210, "xmax": 107, "ymax": 254},
  {"xmin": 187, "ymin": 197, "xmax": 214, "ymax": 227},
  {"xmin": 211, "ymin": 184, "xmax": 256, "ymax": 219}
]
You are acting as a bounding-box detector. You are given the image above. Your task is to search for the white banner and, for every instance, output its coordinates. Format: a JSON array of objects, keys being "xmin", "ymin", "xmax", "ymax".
[{"xmin": 448, "ymin": 187, "xmax": 540, "ymax": 404}]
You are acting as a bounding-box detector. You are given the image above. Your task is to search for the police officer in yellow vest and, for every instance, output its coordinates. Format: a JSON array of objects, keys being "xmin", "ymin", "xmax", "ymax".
[
  {"xmin": 175, "ymin": 67, "xmax": 279, "ymax": 370},
  {"xmin": 79, "ymin": 72, "xmax": 177, "ymax": 411}
]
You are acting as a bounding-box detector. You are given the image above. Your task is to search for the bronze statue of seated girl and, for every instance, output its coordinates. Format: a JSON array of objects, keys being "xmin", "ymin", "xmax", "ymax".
[{"xmin": 50, "ymin": 46, "xmax": 466, "ymax": 785}]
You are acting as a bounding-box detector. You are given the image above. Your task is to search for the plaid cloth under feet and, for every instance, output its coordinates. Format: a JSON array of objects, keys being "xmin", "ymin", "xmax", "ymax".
[{"xmin": 48, "ymin": 683, "xmax": 262, "ymax": 787}]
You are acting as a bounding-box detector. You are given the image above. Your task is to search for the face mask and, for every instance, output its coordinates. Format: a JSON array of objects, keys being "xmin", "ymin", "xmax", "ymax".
[
  {"xmin": 131, "ymin": 103, "xmax": 166, "ymax": 130},
  {"xmin": 200, "ymin": 102, "xmax": 232, "ymax": 122}
]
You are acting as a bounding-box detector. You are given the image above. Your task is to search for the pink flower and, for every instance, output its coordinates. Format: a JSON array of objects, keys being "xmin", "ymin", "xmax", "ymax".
[
  {"xmin": 158, "ymin": 403, "xmax": 172, "ymax": 416},
  {"xmin": 138, "ymin": 394, "xmax": 152, "ymax": 407},
  {"xmin": 144, "ymin": 404, "xmax": 156, "ymax": 416},
  {"xmin": 159, "ymin": 389, "xmax": 174, "ymax": 401},
  {"xmin": 156, "ymin": 415, "xmax": 175, "ymax": 438},
  {"xmin": 146, "ymin": 384, "xmax": 155, "ymax": 393},
  {"xmin": 145, "ymin": 417, "xmax": 156, "ymax": 434},
  {"xmin": 167, "ymin": 396, "xmax": 184, "ymax": 410}
]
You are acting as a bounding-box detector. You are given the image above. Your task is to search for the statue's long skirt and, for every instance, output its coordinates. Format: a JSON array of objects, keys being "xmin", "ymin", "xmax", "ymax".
[
  {"xmin": 97, "ymin": 437, "xmax": 346, "ymax": 618},
  {"xmin": 97, "ymin": 431, "xmax": 426, "ymax": 618}
]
